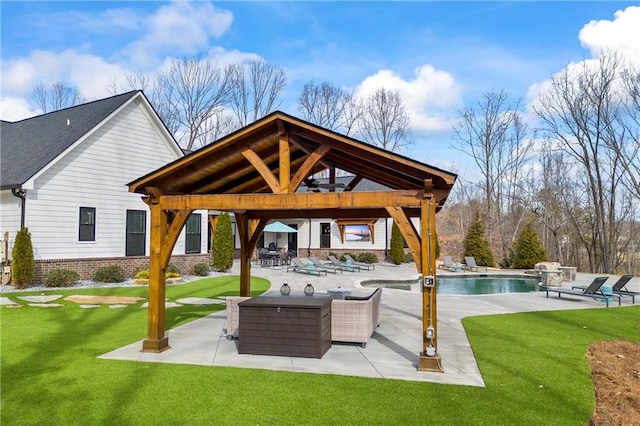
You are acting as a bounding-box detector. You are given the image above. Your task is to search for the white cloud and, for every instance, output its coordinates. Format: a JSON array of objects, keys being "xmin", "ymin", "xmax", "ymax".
[
  {"xmin": 121, "ymin": 1, "xmax": 233, "ymax": 69},
  {"xmin": 0, "ymin": 96, "xmax": 36, "ymax": 122},
  {"xmin": 1, "ymin": 49, "xmax": 128, "ymax": 102},
  {"xmin": 354, "ymin": 65, "xmax": 463, "ymax": 132},
  {"xmin": 579, "ymin": 6, "xmax": 640, "ymax": 64},
  {"xmin": 527, "ymin": 6, "xmax": 640, "ymax": 116}
]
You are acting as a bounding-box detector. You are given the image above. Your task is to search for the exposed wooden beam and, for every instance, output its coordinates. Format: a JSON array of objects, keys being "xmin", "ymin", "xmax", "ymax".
[
  {"xmin": 386, "ymin": 206, "xmax": 422, "ymax": 273},
  {"xmin": 243, "ymin": 208, "xmax": 419, "ymax": 219},
  {"xmin": 156, "ymin": 190, "xmax": 424, "ymax": 211},
  {"xmin": 288, "ymin": 144, "xmax": 331, "ymax": 192},
  {"xmin": 242, "ymin": 148, "xmax": 280, "ymax": 193},
  {"xmin": 344, "ymin": 175, "xmax": 364, "ymax": 192},
  {"xmin": 160, "ymin": 209, "xmax": 192, "ymax": 266},
  {"xmin": 279, "ymin": 134, "xmax": 290, "ymax": 193},
  {"xmin": 290, "ymin": 125, "xmax": 456, "ymax": 185}
]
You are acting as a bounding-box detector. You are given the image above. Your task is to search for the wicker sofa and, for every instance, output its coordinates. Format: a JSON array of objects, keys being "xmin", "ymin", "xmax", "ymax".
[
  {"xmin": 224, "ymin": 296, "xmax": 251, "ymax": 340},
  {"xmin": 225, "ymin": 288, "xmax": 382, "ymax": 347},
  {"xmin": 331, "ymin": 287, "xmax": 382, "ymax": 348}
]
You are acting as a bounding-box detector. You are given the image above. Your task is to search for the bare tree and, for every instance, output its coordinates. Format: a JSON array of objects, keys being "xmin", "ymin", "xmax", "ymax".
[
  {"xmin": 155, "ymin": 55, "xmax": 233, "ymax": 150},
  {"xmin": 296, "ymin": 81, "xmax": 350, "ymax": 130},
  {"xmin": 451, "ymin": 89, "xmax": 530, "ymax": 262},
  {"xmin": 227, "ymin": 59, "xmax": 286, "ymax": 128},
  {"xmin": 358, "ymin": 88, "xmax": 411, "ymax": 151},
  {"xmin": 31, "ymin": 81, "xmax": 85, "ymax": 113},
  {"xmin": 608, "ymin": 61, "xmax": 640, "ymax": 199},
  {"xmin": 534, "ymin": 51, "xmax": 636, "ymax": 273},
  {"xmin": 107, "ymin": 72, "xmax": 183, "ymax": 136},
  {"xmin": 196, "ymin": 107, "xmax": 236, "ymax": 149}
]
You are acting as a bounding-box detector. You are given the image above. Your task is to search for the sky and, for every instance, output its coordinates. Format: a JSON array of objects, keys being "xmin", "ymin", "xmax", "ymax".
[{"xmin": 1, "ymin": 1, "xmax": 639, "ymax": 176}]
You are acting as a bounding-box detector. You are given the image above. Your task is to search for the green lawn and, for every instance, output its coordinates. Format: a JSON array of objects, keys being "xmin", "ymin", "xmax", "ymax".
[{"xmin": 1, "ymin": 277, "xmax": 638, "ymax": 425}]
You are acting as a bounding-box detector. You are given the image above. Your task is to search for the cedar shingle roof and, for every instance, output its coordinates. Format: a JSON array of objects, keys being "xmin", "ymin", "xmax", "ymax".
[{"xmin": 0, "ymin": 91, "xmax": 140, "ymax": 189}]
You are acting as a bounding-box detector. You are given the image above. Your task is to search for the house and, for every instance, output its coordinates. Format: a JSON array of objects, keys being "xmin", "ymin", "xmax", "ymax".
[
  {"xmin": 257, "ymin": 176, "xmax": 414, "ymax": 260},
  {"xmin": 0, "ymin": 91, "xmax": 210, "ymax": 281}
]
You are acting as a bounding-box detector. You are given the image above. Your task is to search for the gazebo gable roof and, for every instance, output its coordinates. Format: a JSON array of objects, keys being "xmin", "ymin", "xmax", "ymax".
[{"xmin": 128, "ymin": 111, "xmax": 456, "ymax": 208}]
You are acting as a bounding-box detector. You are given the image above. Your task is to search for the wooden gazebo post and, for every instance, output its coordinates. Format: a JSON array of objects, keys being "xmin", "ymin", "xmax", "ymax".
[
  {"xmin": 418, "ymin": 180, "xmax": 443, "ymax": 372},
  {"xmin": 141, "ymin": 194, "xmax": 191, "ymax": 353}
]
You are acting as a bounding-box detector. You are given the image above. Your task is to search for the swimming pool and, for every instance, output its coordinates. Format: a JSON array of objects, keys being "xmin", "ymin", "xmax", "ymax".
[{"xmin": 361, "ymin": 275, "xmax": 541, "ymax": 295}]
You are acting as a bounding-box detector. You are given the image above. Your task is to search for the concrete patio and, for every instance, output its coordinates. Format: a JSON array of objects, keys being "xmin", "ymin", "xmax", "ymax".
[{"xmin": 99, "ymin": 261, "xmax": 638, "ymax": 387}]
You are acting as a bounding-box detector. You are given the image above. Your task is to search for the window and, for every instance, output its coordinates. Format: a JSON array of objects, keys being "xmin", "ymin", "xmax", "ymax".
[
  {"xmin": 320, "ymin": 222, "xmax": 331, "ymax": 249},
  {"xmin": 186, "ymin": 213, "xmax": 201, "ymax": 254},
  {"xmin": 79, "ymin": 207, "xmax": 96, "ymax": 241},
  {"xmin": 126, "ymin": 210, "xmax": 146, "ymax": 256}
]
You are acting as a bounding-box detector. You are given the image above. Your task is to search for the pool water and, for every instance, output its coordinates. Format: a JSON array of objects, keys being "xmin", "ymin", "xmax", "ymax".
[{"xmin": 361, "ymin": 276, "xmax": 540, "ymax": 295}]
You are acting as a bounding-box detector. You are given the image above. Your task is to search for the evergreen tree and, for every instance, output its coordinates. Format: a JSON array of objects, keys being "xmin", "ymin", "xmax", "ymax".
[
  {"xmin": 11, "ymin": 228, "xmax": 35, "ymax": 289},
  {"xmin": 389, "ymin": 222, "xmax": 405, "ymax": 264},
  {"xmin": 462, "ymin": 211, "xmax": 495, "ymax": 267},
  {"xmin": 211, "ymin": 213, "xmax": 234, "ymax": 272},
  {"xmin": 511, "ymin": 221, "xmax": 548, "ymax": 269}
]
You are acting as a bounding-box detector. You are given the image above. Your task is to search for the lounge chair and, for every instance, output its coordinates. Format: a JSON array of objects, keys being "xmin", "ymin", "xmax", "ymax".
[
  {"xmin": 439, "ymin": 256, "xmax": 457, "ymax": 271},
  {"xmin": 344, "ymin": 254, "xmax": 375, "ymax": 270},
  {"xmin": 327, "ymin": 255, "xmax": 361, "ymax": 272},
  {"xmin": 546, "ymin": 276, "xmax": 621, "ymax": 307},
  {"xmin": 309, "ymin": 256, "xmax": 342, "ymax": 274},
  {"xmin": 464, "ymin": 256, "xmax": 487, "ymax": 272},
  {"xmin": 573, "ymin": 275, "xmax": 636, "ymax": 304},
  {"xmin": 286, "ymin": 257, "xmax": 328, "ymax": 276}
]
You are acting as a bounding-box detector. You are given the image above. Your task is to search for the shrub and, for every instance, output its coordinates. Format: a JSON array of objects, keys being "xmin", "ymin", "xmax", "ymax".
[
  {"xmin": 167, "ymin": 263, "xmax": 181, "ymax": 275},
  {"xmin": 389, "ymin": 222, "xmax": 405, "ymax": 264},
  {"xmin": 44, "ymin": 268, "xmax": 79, "ymax": 287},
  {"xmin": 11, "ymin": 228, "xmax": 35, "ymax": 289},
  {"xmin": 404, "ymin": 252, "xmax": 414, "ymax": 263},
  {"xmin": 134, "ymin": 269, "xmax": 179, "ymax": 280},
  {"xmin": 211, "ymin": 212, "xmax": 234, "ymax": 272},
  {"xmin": 134, "ymin": 263, "xmax": 149, "ymax": 275},
  {"xmin": 192, "ymin": 262, "xmax": 211, "ymax": 276},
  {"xmin": 135, "ymin": 270, "xmax": 150, "ymax": 279},
  {"xmin": 356, "ymin": 252, "xmax": 378, "ymax": 264},
  {"xmin": 340, "ymin": 252, "xmax": 357, "ymax": 262},
  {"xmin": 462, "ymin": 211, "xmax": 495, "ymax": 267},
  {"xmin": 511, "ymin": 221, "xmax": 548, "ymax": 269},
  {"xmin": 93, "ymin": 265, "xmax": 125, "ymax": 283}
]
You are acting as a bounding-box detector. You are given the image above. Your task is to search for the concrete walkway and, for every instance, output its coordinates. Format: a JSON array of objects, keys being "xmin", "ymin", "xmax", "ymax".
[{"xmin": 99, "ymin": 261, "xmax": 639, "ymax": 386}]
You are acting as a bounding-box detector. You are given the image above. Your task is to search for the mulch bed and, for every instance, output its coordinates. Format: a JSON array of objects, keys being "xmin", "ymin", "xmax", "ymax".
[{"xmin": 588, "ymin": 340, "xmax": 640, "ymax": 425}]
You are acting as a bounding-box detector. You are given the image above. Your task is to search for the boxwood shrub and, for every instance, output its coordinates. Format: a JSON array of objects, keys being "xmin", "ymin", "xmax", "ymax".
[
  {"xmin": 44, "ymin": 268, "xmax": 80, "ymax": 287},
  {"xmin": 93, "ymin": 265, "xmax": 126, "ymax": 283}
]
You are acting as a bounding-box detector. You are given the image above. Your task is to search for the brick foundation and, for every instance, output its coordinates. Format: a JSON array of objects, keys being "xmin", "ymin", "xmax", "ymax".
[{"xmin": 34, "ymin": 253, "xmax": 218, "ymax": 283}]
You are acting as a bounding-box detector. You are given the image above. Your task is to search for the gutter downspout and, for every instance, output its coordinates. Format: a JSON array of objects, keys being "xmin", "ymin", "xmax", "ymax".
[
  {"xmin": 307, "ymin": 218, "xmax": 312, "ymax": 257},
  {"xmin": 385, "ymin": 217, "xmax": 388, "ymax": 260},
  {"xmin": 11, "ymin": 188, "xmax": 26, "ymax": 228}
]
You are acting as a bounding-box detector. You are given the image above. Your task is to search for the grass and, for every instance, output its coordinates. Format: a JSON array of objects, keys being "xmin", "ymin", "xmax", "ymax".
[{"xmin": 1, "ymin": 277, "xmax": 639, "ymax": 425}]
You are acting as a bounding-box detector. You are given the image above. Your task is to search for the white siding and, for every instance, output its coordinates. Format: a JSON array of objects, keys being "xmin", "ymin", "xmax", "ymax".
[
  {"xmin": 22, "ymin": 101, "xmax": 199, "ymax": 260},
  {"xmin": 0, "ymin": 191, "xmax": 22, "ymax": 258},
  {"xmin": 292, "ymin": 218, "xmax": 392, "ymax": 253}
]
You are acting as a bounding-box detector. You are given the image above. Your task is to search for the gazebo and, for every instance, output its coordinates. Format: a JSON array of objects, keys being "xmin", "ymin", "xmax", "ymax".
[{"xmin": 127, "ymin": 111, "xmax": 457, "ymax": 371}]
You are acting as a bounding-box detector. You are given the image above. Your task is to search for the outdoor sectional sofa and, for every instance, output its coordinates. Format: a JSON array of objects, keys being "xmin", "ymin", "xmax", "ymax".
[
  {"xmin": 331, "ymin": 287, "xmax": 382, "ymax": 348},
  {"xmin": 224, "ymin": 288, "xmax": 382, "ymax": 347}
]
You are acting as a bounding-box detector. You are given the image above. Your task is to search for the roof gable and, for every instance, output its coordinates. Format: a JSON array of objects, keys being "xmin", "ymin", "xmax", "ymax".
[
  {"xmin": 1, "ymin": 91, "xmax": 140, "ymax": 189},
  {"xmin": 129, "ymin": 111, "xmax": 457, "ymax": 209}
]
